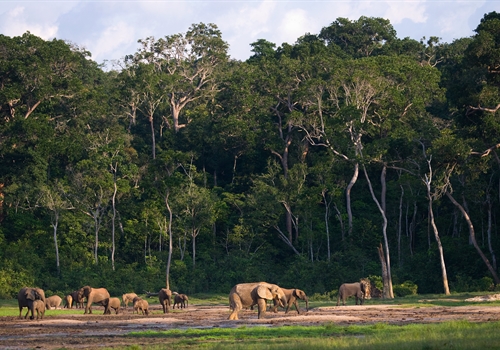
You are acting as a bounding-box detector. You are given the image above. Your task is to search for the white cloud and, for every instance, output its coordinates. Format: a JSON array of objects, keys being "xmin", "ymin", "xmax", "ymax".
[
  {"xmin": 437, "ymin": 1, "xmax": 484, "ymax": 39},
  {"xmin": 1, "ymin": 6, "xmax": 58, "ymax": 39},
  {"xmin": 276, "ymin": 9, "xmax": 311, "ymax": 45},
  {"xmin": 84, "ymin": 21, "xmax": 136, "ymax": 61},
  {"xmin": 216, "ymin": 1, "xmax": 277, "ymax": 59},
  {"xmin": 384, "ymin": 1, "xmax": 427, "ymax": 24}
]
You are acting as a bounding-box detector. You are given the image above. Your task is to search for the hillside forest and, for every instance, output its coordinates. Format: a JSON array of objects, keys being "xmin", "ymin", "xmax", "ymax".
[{"xmin": 1, "ymin": 12, "xmax": 500, "ymax": 299}]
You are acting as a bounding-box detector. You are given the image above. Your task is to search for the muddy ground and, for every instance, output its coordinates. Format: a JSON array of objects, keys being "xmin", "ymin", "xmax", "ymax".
[{"xmin": 1, "ymin": 302, "xmax": 500, "ymax": 349}]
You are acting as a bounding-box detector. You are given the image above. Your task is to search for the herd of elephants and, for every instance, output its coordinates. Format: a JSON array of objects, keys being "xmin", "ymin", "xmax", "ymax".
[{"xmin": 17, "ymin": 280, "xmax": 374, "ymax": 321}]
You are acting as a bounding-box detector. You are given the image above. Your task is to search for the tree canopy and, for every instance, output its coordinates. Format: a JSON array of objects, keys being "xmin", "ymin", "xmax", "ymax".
[{"xmin": 1, "ymin": 14, "xmax": 500, "ymax": 298}]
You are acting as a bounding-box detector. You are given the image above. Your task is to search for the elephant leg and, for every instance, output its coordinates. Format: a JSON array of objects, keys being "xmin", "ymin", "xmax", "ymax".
[
  {"xmin": 285, "ymin": 296, "xmax": 297, "ymax": 314},
  {"xmin": 228, "ymin": 295, "xmax": 242, "ymax": 320},
  {"xmin": 291, "ymin": 300, "xmax": 300, "ymax": 314},
  {"xmin": 257, "ymin": 299, "xmax": 267, "ymax": 319}
]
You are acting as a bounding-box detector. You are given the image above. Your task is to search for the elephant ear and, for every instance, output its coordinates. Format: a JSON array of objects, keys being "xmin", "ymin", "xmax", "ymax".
[
  {"xmin": 25, "ymin": 289, "xmax": 35, "ymax": 300},
  {"xmin": 256, "ymin": 285, "xmax": 273, "ymax": 300}
]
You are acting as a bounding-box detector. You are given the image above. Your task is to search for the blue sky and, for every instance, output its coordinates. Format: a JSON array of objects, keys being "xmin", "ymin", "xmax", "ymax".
[{"xmin": 1, "ymin": 0, "xmax": 498, "ymax": 65}]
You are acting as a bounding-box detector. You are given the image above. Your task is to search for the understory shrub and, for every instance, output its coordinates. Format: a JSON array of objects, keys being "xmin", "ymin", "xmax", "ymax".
[{"xmin": 393, "ymin": 280, "xmax": 418, "ymax": 297}]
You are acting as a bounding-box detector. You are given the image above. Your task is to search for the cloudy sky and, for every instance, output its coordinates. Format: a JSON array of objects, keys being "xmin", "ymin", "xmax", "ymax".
[{"xmin": 1, "ymin": 0, "xmax": 498, "ymax": 65}]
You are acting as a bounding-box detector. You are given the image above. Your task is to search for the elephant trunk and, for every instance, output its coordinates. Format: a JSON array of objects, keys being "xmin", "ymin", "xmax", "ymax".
[{"xmin": 304, "ymin": 296, "xmax": 309, "ymax": 311}]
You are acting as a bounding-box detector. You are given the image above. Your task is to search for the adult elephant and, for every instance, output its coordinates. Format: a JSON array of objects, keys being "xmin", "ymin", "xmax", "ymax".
[
  {"xmin": 45, "ymin": 295, "xmax": 62, "ymax": 309},
  {"xmin": 78, "ymin": 286, "xmax": 110, "ymax": 314},
  {"xmin": 17, "ymin": 287, "xmax": 46, "ymax": 320},
  {"xmin": 228, "ymin": 282, "xmax": 285, "ymax": 320},
  {"xmin": 272, "ymin": 288, "xmax": 309, "ymax": 314},
  {"xmin": 122, "ymin": 292, "xmax": 138, "ymax": 308},
  {"xmin": 336, "ymin": 281, "xmax": 369, "ymax": 306},
  {"xmin": 158, "ymin": 288, "xmax": 172, "ymax": 314}
]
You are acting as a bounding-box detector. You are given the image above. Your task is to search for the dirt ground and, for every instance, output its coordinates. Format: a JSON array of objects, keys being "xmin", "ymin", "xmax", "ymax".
[{"xmin": 2, "ymin": 302, "xmax": 500, "ymax": 350}]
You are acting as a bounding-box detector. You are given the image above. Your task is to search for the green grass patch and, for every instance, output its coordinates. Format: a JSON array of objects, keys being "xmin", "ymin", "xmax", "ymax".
[{"xmin": 124, "ymin": 321, "xmax": 500, "ymax": 349}]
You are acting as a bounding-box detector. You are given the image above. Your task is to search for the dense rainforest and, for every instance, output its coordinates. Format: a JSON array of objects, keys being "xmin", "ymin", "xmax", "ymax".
[{"xmin": 1, "ymin": 12, "xmax": 500, "ymax": 299}]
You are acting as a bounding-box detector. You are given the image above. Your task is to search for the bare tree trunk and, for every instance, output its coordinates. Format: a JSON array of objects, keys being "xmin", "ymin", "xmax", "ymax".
[
  {"xmin": 398, "ymin": 185, "xmax": 404, "ymax": 267},
  {"xmin": 149, "ymin": 115, "xmax": 156, "ymax": 159},
  {"xmin": 346, "ymin": 162, "xmax": 359, "ymax": 236},
  {"xmin": 322, "ymin": 189, "xmax": 331, "ymax": 261},
  {"xmin": 111, "ymin": 181, "xmax": 117, "ymax": 271},
  {"xmin": 428, "ymin": 199, "xmax": 450, "ymax": 294},
  {"xmin": 486, "ymin": 194, "xmax": 497, "ymax": 271},
  {"xmin": 446, "ymin": 191, "xmax": 500, "ymax": 284},
  {"xmin": 94, "ymin": 215, "xmax": 99, "ymax": 265},
  {"xmin": 363, "ymin": 164, "xmax": 394, "ymax": 298},
  {"xmin": 164, "ymin": 191, "xmax": 173, "ymax": 290},
  {"xmin": 333, "ymin": 203, "xmax": 345, "ymax": 241},
  {"xmin": 52, "ymin": 211, "xmax": 60, "ymax": 275},
  {"xmin": 192, "ymin": 229, "xmax": 198, "ymax": 269},
  {"xmin": 423, "ymin": 156, "xmax": 450, "ymax": 295},
  {"xmin": 377, "ymin": 243, "xmax": 391, "ymax": 298}
]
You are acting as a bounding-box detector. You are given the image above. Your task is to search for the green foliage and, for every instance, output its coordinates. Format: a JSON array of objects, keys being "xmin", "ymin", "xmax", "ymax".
[
  {"xmin": 451, "ymin": 275, "xmax": 495, "ymax": 293},
  {"xmin": 393, "ymin": 281, "xmax": 418, "ymax": 297},
  {"xmin": 1, "ymin": 13, "xmax": 500, "ymax": 299}
]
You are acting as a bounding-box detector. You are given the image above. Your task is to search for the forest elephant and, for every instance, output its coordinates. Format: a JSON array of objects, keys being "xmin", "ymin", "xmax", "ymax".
[
  {"xmin": 272, "ymin": 288, "xmax": 309, "ymax": 314},
  {"xmin": 122, "ymin": 293, "xmax": 138, "ymax": 308},
  {"xmin": 18, "ymin": 287, "xmax": 46, "ymax": 320},
  {"xmin": 78, "ymin": 286, "xmax": 110, "ymax": 314},
  {"xmin": 64, "ymin": 294, "xmax": 73, "ymax": 308},
  {"xmin": 133, "ymin": 297, "xmax": 150, "ymax": 315},
  {"xmin": 104, "ymin": 297, "xmax": 121, "ymax": 314},
  {"xmin": 31, "ymin": 299, "xmax": 45, "ymax": 320},
  {"xmin": 228, "ymin": 282, "xmax": 285, "ymax": 320},
  {"xmin": 158, "ymin": 288, "xmax": 172, "ymax": 313},
  {"xmin": 173, "ymin": 292, "xmax": 189, "ymax": 309},
  {"xmin": 70, "ymin": 290, "xmax": 84, "ymax": 308},
  {"xmin": 45, "ymin": 295, "xmax": 62, "ymax": 309},
  {"xmin": 336, "ymin": 281, "xmax": 369, "ymax": 306}
]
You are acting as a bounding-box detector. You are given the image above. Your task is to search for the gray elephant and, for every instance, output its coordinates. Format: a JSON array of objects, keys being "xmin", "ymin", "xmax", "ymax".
[
  {"xmin": 272, "ymin": 288, "xmax": 309, "ymax": 314},
  {"xmin": 173, "ymin": 292, "xmax": 189, "ymax": 309},
  {"xmin": 70, "ymin": 290, "xmax": 84, "ymax": 308},
  {"xmin": 63, "ymin": 294, "xmax": 73, "ymax": 308},
  {"xmin": 122, "ymin": 292, "xmax": 138, "ymax": 308},
  {"xmin": 336, "ymin": 281, "xmax": 368, "ymax": 306},
  {"xmin": 133, "ymin": 297, "xmax": 150, "ymax": 315},
  {"xmin": 31, "ymin": 299, "xmax": 45, "ymax": 320},
  {"xmin": 45, "ymin": 295, "xmax": 62, "ymax": 309},
  {"xmin": 78, "ymin": 286, "xmax": 110, "ymax": 314},
  {"xmin": 104, "ymin": 297, "xmax": 121, "ymax": 314},
  {"xmin": 158, "ymin": 288, "xmax": 172, "ymax": 313},
  {"xmin": 18, "ymin": 287, "xmax": 46, "ymax": 320},
  {"xmin": 228, "ymin": 282, "xmax": 285, "ymax": 320}
]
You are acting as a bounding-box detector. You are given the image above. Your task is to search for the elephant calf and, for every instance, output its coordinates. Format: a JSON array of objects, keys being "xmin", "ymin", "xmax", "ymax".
[
  {"xmin": 133, "ymin": 297, "xmax": 150, "ymax": 316},
  {"xmin": 173, "ymin": 292, "xmax": 189, "ymax": 309},
  {"xmin": 272, "ymin": 288, "xmax": 309, "ymax": 314},
  {"xmin": 45, "ymin": 295, "xmax": 62, "ymax": 310},
  {"xmin": 31, "ymin": 300, "xmax": 45, "ymax": 320},
  {"xmin": 104, "ymin": 297, "xmax": 121, "ymax": 314}
]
